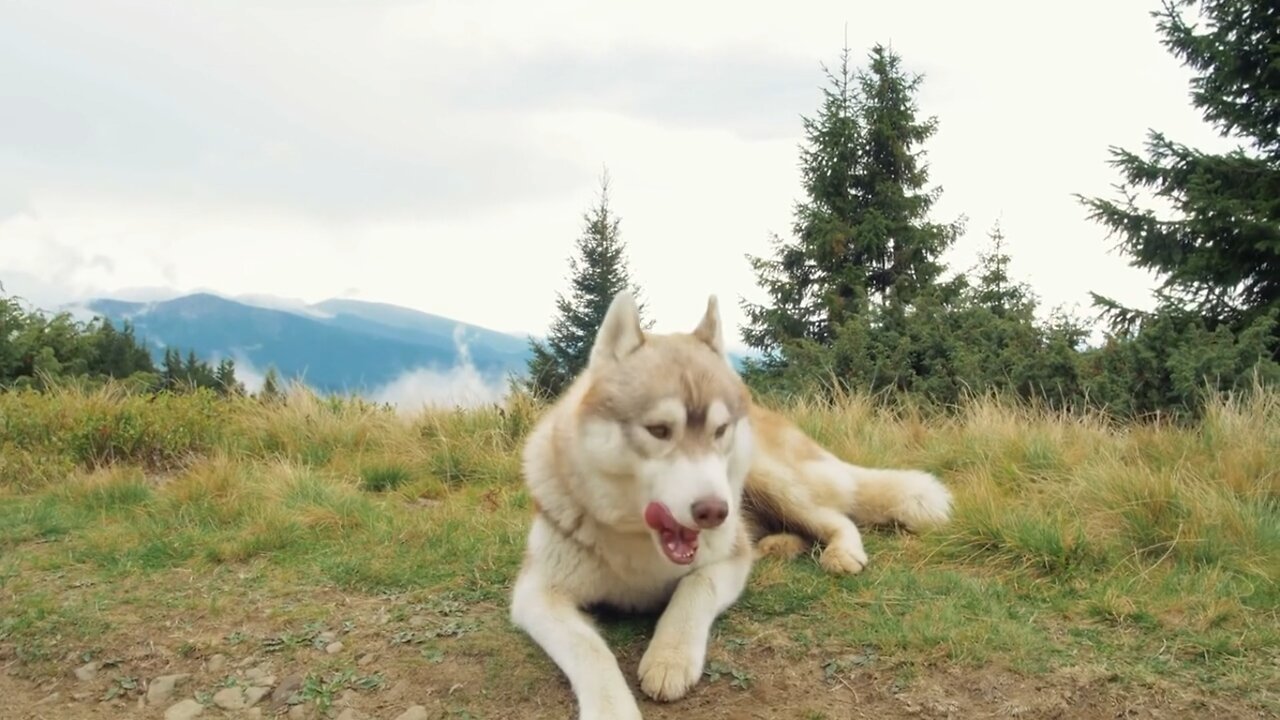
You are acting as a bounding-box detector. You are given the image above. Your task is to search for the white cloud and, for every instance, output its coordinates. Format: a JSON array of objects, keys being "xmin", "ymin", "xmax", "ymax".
[{"xmin": 367, "ymin": 326, "xmax": 510, "ymax": 410}]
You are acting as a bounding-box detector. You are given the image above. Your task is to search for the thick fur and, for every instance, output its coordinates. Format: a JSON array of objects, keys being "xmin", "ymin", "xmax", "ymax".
[{"xmin": 509, "ymin": 291, "xmax": 951, "ymax": 719}]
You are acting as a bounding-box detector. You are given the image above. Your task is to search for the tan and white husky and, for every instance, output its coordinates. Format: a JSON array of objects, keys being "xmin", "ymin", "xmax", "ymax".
[{"xmin": 510, "ymin": 291, "xmax": 951, "ymax": 719}]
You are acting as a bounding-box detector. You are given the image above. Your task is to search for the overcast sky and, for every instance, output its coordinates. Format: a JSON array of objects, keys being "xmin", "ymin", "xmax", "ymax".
[{"xmin": 0, "ymin": 0, "xmax": 1234, "ymax": 351}]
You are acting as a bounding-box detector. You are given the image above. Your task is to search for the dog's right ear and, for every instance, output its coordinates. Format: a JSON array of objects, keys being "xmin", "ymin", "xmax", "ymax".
[{"xmin": 589, "ymin": 291, "xmax": 645, "ymax": 367}]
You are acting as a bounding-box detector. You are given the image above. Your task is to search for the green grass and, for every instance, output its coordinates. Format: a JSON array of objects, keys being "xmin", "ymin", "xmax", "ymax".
[{"xmin": 0, "ymin": 382, "xmax": 1276, "ymax": 715}]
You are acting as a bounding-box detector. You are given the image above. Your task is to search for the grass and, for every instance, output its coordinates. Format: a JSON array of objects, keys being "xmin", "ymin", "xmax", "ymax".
[{"xmin": 0, "ymin": 382, "xmax": 1277, "ymax": 717}]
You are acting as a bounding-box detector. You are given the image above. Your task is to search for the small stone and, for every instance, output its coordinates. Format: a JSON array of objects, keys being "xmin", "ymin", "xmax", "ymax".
[
  {"xmin": 147, "ymin": 674, "xmax": 190, "ymax": 705},
  {"xmin": 356, "ymin": 653, "xmax": 375, "ymax": 667},
  {"xmin": 393, "ymin": 706, "xmax": 429, "ymax": 720},
  {"xmin": 213, "ymin": 687, "xmax": 247, "ymax": 711},
  {"xmin": 245, "ymin": 666, "xmax": 277, "ymax": 687},
  {"xmin": 207, "ymin": 654, "xmax": 227, "ymax": 672},
  {"xmin": 271, "ymin": 674, "xmax": 305, "ymax": 707},
  {"xmin": 165, "ymin": 698, "xmax": 205, "ymax": 720},
  {"xmin": 288, "ymin": 703, "xmax": 313, "ymax": 720},
  {"xmin": 325, "ymin": 641, "xmax": 344, "ymax": 655},
  {"xmin": 74, "ymin": 661, "xmax": 99, "ymax": 681},
  {"xmin": 244, "ymin": 685, "xmax": 271, "ymax": 707}
]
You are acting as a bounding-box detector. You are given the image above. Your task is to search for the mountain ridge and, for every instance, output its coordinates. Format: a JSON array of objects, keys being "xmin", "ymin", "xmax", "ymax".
[{"xmin": 73, "ymin": 291, "xmax": 755, "ymax": 399}]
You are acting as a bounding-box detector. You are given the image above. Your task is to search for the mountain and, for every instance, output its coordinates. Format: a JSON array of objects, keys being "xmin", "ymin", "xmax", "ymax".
[
  {"xmin": 78, "ymin": 293, "xmax": 534, "ymax": 394},
  {"xmin": 75, "ymin": 292, "xmax": 757, "ymax": 397}
]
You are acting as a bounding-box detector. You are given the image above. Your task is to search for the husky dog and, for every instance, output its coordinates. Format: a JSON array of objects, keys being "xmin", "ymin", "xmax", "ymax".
[{"xmin": 510, "ymin": 291, "xmax": 951, "ymax": 719}]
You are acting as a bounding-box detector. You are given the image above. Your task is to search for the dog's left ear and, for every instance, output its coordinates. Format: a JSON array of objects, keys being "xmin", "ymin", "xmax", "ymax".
[{"xmin": 692, "ymin": 294, "xmax": 725, "ymax": 357}]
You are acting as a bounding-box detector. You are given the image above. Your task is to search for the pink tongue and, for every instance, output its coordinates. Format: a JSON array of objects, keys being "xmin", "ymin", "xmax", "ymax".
[{"xmin": 644, "ymin": 502, "xmax": 699, "ymax": 564}]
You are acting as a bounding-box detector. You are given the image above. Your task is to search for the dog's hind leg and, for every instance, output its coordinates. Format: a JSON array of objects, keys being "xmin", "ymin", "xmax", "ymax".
[{"xmin": 511, "ymin": 569, "xmax": 642, "ymax": 720}]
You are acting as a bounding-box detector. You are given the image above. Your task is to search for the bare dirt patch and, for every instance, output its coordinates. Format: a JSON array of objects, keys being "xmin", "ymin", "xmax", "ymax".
[{"xmin": 3, "ymin": 590, "xmax": 1273, "ymax": 720}]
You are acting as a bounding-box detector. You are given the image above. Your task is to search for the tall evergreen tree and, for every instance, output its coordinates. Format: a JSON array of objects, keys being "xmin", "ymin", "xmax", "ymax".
[
  {"xmin": 162, "ymin": 348, "xmax": 184, "ymax": 390},
  {"xmin": 259, "ymin": 365, "xmax": 283, "ymax": 403},
  {"xmin": 740, "ymin": 42, "xmax": 963, "ymax": 365},
  {"xmin": 214, "ymin": 358, "xmax": 244, "ymax": 396},
  {"xmin": 524, "ymin": 171, "xmax": 650, "ymax": 400},
  {"xmin": 1078, "ymin": 0, "xmax": 1280, "ymax": 341}
]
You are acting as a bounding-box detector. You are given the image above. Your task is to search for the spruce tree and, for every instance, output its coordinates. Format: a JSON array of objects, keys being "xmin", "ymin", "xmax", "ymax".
[
  {"xmin": 214, "ymin": 358, "xmax": 244, "ymax": 396},
  {"xmin": 1078, "ymin": 0, "xmax": 1280, "ymax": 341},
  {"xmin": 524, "ymin": 171, "xmax": 650, "ymax": 400},
  {"xmin": 162, "ymin": 348, "xmax": 184, "ymax": 391},
  {"xmin": 259, "ymin": 365, "xmax": 283, "ymax": 403},
  {"xmin": 740, "ymin": 42, "xmax": 962, "ymax": 366}
]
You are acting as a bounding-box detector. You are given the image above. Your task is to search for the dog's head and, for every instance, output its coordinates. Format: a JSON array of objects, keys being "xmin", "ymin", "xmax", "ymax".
[{"xmin": 573, "ymin": 291, "xmax": 754, "ymax": 566}]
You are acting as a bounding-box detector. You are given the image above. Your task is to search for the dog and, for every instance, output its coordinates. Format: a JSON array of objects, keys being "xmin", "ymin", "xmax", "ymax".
[{"xmin": 509, "ymin": 291, "xmax": 952, "ymax": 719}]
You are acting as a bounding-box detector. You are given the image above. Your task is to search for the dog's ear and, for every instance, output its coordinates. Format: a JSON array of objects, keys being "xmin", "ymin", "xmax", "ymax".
[
  {"xmin": 692, "ymin": 294, "xmax": 725, "ymax": 357},
  {"xmin": 589, "ymin": 291, "xmax": 645, "ymax": 366}
]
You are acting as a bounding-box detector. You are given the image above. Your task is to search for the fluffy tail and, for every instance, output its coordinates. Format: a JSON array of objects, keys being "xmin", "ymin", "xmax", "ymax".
[{"xmin": 846, "ymin": 465, "xmax": 952, "ymax": 532}]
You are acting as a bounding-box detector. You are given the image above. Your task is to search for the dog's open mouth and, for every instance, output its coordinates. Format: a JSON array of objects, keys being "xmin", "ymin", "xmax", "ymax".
[{"xmin": 644, "ymin": 501, "xmax": 699, "ymax": 565}]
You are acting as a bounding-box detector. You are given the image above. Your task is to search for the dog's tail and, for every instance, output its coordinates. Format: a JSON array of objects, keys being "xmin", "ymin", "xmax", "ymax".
[{"xmin": 845, "ymin": 464, "xmax": 952, "ymax": 532}]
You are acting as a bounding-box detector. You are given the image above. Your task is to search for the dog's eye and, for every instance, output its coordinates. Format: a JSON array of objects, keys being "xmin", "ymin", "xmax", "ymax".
[
  {"xmin": 645, "ymin": 424, "xmax": 671, "ymax": 440},
  {"xmin": 714, "ymin": 423, "xmax": 728, "ymax": 439}
]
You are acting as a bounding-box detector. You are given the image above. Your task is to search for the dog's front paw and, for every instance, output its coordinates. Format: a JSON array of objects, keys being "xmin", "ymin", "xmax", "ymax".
[
  {"xmin": 819, "ymin": 539, "xmax": 868, "ymax": 574},
  {"xmin": 638, "ymin": 643, "xmax": 702, "ymax": 702}
]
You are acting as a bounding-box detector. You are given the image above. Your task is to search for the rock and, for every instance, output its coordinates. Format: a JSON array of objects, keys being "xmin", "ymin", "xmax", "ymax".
[
  {"xmin": 207, "ymin": 654, "xmax": 227, "ymax": 672},
  {"xmin": 147, "ymin": 674, "xmax": 190, "ymax": 705},
  {"xmin": 356, "ymin": 653, "xmax": 376, "ymax": 667},
  {"xmin": 394, "ymin": 706, "xmax": 429, "ymax": 720},
  {"xmin": 164, "ymin": 698, "xmax": 205, "ymax": 720},
  {"xmin": 325, "ymin": 641, "xmax": 344, "ymax": 655},
  {"xmin": 74, "ymin": 661, "xmax": 99, "ymax": 681},
  {"xmin": 288, "ymin": 703, "xmax": 313, "ymax": 720},
  {"xmin": 271, "ymin": 674, "xmax": 305, "ymax": 708},
  {"xmin": 244, "ymin": 685, "xmax": 271, "ymax": 707},
  {"xmin": 212, "ymin": 687, "xmax": 248, "ymax": 711},
  {"xmin": 245, "ymin": 667, "xmax": 277, "ymax": 687}
]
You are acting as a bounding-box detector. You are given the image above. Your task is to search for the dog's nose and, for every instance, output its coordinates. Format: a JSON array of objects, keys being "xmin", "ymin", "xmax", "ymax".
[{"xmin": 691, "ymin": 497, "xmax": 729, "ymax": 529}]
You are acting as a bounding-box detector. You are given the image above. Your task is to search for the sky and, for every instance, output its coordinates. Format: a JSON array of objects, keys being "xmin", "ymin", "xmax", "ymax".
[{"xmin": 0, "ymin": 0, "xmax": 1237, "ymax": 354}]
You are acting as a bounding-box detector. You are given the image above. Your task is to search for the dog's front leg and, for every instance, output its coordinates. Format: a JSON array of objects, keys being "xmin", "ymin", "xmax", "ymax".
[
  {"xmin": 637, "ymin": 540, "xmax": 752, "ymax": 702},
  {"xmin": 511, "ymin": 569, "xmax": 643, "ymax": 720}
]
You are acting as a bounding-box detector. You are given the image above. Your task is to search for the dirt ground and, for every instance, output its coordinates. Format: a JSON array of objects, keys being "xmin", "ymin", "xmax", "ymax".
[{"xmin": 3, "ymin": 609, "xmax": 1272, "ymax": 720}]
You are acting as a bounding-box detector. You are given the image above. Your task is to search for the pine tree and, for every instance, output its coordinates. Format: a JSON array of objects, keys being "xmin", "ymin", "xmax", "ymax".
[
  {"xmin": 1078, "ymin": 0, "xmax": 1280, "ymax": 342},
  {"xmin": 259, "ymin": 365, "xmax": 283, "ymax": 403},
  {"xmin": 740, "ymin": 42, "xmax": 963, "ymax": 365},
  {"xmin": 855, "ymin": 45, "xmax": 962, "ymax": 309},
  {"xmin": 523, "ymin": 171, "xmax": 650, "ymax": 400},
  {"xmin": 162, "ymin": 348, "xmax": 184, "ymax": 391},
  {"xmin": 214, "ymin": 358, "xmax": 244, "ymax": 396}
]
